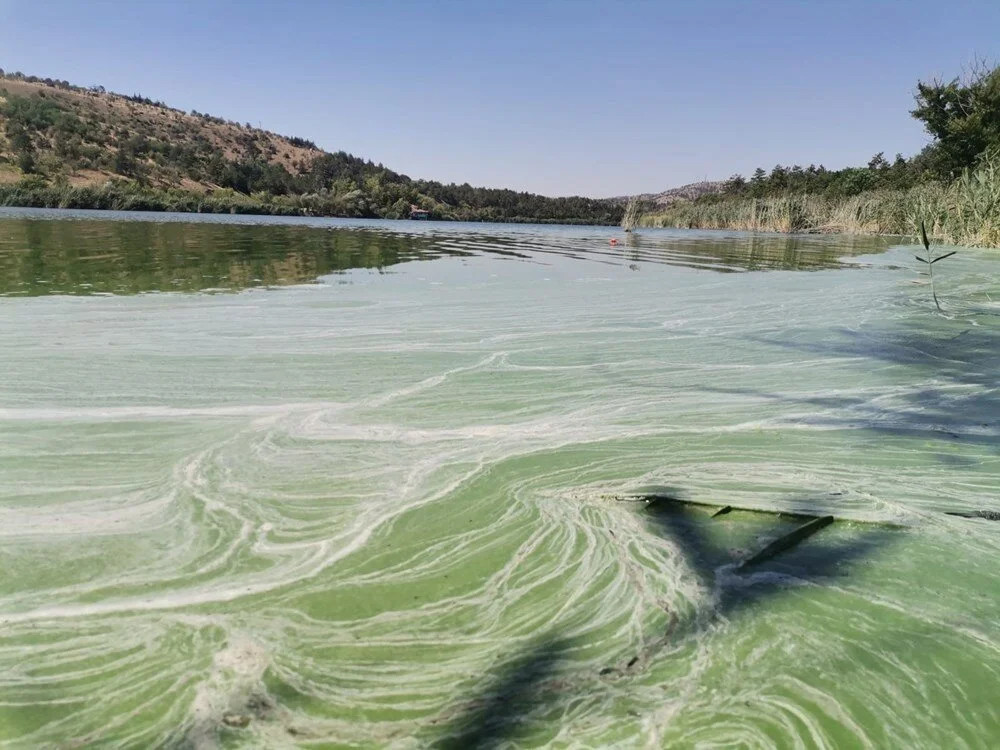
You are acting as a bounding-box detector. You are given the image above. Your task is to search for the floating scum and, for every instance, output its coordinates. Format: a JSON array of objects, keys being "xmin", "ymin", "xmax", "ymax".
[
  {"xmin": 426, "ymin": 483, "xmax": 993, "ymax": 748},
  {"xmin": 1, "ymin": 213, "xmax": 999, "ymax": 748}
]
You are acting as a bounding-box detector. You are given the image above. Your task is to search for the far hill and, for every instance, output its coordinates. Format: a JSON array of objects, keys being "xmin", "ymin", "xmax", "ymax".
[
  {"xmin": 612, "ymin": 180, "xmax": 725, "ymax": 207},
  {"xmin": 0, "ymin": 71, "xmax": 622, "ymax": 224}
]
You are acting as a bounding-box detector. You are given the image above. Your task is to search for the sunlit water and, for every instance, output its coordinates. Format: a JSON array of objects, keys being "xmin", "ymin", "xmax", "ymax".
[{"xmin": 1, "ymin": 208, "xmax": 998, "ymax": 749}]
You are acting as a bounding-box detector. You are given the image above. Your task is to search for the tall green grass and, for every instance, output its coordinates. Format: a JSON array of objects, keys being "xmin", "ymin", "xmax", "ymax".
[
  {"xmin": 944, "ymin": 153, "xmax": 1000, "ymax": 247},
  {"xmin": 644, "ymin": 152, "xmax": 1000, "ymax": 248}
]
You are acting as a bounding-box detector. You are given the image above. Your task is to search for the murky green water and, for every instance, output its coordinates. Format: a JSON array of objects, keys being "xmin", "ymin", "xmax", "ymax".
[{"xmin": 1, "ymin": 208, "xmax": 998, "ymax": 749}]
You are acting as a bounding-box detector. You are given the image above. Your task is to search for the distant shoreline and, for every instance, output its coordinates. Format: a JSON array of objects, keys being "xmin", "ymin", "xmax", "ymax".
[
  {"xmin": 0, "ymin": 183, "xmax": 616, "ymax": 226},
  {"xmin": 0, "ymin": 74, "xmax": 622, "ymax": 227}
]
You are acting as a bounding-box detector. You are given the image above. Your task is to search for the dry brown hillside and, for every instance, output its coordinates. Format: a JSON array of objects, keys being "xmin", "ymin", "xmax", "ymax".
[
  {"xmin": 0, "ymin": 72, "xmax": 623, "ymax": 223},
  {"xmin": 0, "ymin": 75, "xmax": 320, "ymax": 191}
]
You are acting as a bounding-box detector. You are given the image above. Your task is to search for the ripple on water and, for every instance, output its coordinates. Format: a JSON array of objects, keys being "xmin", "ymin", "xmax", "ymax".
[{"xmin": 1, "ymin": 219, "xmax": 999, "ymax": 748}]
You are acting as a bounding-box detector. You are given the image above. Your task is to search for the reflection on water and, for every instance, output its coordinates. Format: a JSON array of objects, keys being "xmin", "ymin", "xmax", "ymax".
[
  {"xmin": 2, "ymin": 205, "xmax": 999, "ymax": 748},
  {"xmin": 0, "ymin": 208, "xmax": 893, "ymax": 296},
  {"xmin": 0, "ymin": 213, "xmax": 435, "ymax": 296}
]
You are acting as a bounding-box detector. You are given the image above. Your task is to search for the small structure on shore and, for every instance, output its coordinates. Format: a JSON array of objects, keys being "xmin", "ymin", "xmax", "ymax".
[{"xmin": 410, "ymin": 205, "xmax": 430, "ymax": 220}]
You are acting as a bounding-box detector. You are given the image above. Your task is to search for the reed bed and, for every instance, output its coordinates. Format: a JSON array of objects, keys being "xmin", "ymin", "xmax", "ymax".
[{"xmin": 644, "ymin": 153, "xmax": 1000, "ymax": 248}]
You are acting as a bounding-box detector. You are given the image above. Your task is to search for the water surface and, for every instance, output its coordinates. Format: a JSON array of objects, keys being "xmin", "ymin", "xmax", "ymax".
[
  {"xmin": 0, "ymin": 207, "xmax": 892, "ymax": 296},
  {"xmin": 1, "ymin": 209, "xmax": 998, "ymax": 748}
]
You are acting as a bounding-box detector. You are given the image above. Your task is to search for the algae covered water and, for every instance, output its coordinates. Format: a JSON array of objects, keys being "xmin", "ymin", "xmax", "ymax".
[{"xmin": 1, "ymin": 209, "xmax": 999, "ymax": 748}]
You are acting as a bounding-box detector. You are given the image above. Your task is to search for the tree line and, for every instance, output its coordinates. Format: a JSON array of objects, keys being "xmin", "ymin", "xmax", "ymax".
[
  {"xmin": 707, "ymin": 62, "xmax": 1000, "ymax": 205},
  {"xmin": 0, "ymin": 71, "xmax": 621, "ymax": 224}
]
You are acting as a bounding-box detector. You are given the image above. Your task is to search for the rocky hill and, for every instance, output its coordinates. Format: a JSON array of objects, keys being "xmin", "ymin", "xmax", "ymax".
[{"xmin": 613, "ymin": 180, "xmax": 726, "ymax": 207}]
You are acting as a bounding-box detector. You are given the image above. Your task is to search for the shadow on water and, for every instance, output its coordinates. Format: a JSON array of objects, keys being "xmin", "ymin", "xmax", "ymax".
[
  {"xmin": 431, "ymin": 488, "xmax": 898, "ymax": 746},
  {"xmin": 640, "ymin": 493, "xmax": 895, "ymax": 619},
  {"xmin": 591, "ymin": 488, "xmax": 900, "ymax": 680},
  {"xmin": 430, "ymin": 636, "xmax": 571, "ymax": 750},
  {"xmin": 703, "ymin": 321, "xmax": 1000, "ymax": 452},
  {"xmin": 426, "ymin": 295, "xmax": 996, "ymax": 742}
]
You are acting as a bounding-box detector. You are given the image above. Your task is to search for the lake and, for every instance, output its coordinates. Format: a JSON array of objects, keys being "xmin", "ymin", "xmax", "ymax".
[{"xmin": 1, "ymin": 208, "xmax": 998, "ymax": 748}]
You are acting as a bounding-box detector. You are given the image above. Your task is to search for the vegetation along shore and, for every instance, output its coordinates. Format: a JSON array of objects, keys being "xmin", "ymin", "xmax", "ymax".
[
  {"xmin": 0, "ymin": 71, "xmax": 620, "ymax": 225},
  {"xmin": 642, "ymin": 63, "xmax": 1000, "ymax": 247},
  {"xmin": 1, "ymin": 63, "xmax": 1000, "ymax": 245}
]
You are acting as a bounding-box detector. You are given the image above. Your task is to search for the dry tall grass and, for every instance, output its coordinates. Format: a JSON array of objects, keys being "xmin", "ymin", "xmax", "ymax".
[{"xmin": 644, "ymin": 152, "xmax": 1000, "ymax": 248}]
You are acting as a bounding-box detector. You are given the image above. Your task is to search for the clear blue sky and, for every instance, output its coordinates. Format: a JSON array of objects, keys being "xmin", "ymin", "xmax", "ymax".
[{"xmin": 2, "ymin": 0, "xmax": 999, "ymax": 197}]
